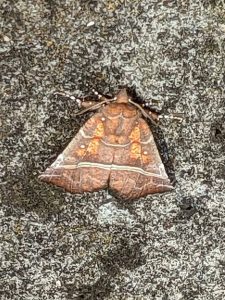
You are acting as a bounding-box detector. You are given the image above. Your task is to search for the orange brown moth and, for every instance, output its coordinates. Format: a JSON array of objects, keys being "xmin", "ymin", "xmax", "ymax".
[{"xmin": 39, "ymin": 89, "xmax": 174, "ymax": 200}]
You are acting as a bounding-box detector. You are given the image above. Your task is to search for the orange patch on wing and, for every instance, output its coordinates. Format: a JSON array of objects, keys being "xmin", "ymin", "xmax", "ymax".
[
  {"xmin": 87, "ymin": 139, "xmax": 100, "ymax": 155},
  {"xmin": 129, "ymin": 126, "xmax": 141, "ymax": 160},
  {"xmin": 94, "ymin": 122, "xmax": 104, "ymax": 138},
  {"xmin": 76, "ymin": 148, "xmax": 86, "ymax": 157},
  {"xmin": 130, "ymin": 142, "xmax": 141, "ymax": 159},
  {"xmin": 87, "ymin": 121, "xmax": 104, "ymax": 155},
  {"xmin": 129, "ymin": 126, "xmax": 140, "ymax": 142},
  {"xmin": 142, "ymin": 153, "xmax": 151, "ymax": 164}
]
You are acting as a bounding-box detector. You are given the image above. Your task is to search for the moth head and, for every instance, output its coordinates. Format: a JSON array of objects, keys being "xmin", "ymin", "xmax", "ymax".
[{"xmin": 115, "ymin": 88, "xmax": 130, "ymax": 104}]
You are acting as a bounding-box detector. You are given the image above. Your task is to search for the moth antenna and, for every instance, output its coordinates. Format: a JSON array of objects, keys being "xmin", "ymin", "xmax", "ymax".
[
  {"xmin": 128, "ymin": 99, "xmax": 158, "ymax": 125},
  {"xmin": 74, "ymin": 98, "xmax": 115, "ymax": 116}
]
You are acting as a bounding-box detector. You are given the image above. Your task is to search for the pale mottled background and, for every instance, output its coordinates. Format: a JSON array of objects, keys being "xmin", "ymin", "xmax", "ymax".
[{"xmin": 1, "ymin": 1, "xmax": 225, "ymax": 299}]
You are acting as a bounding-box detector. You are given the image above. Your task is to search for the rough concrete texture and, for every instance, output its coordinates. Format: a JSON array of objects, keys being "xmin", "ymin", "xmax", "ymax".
[{"xmin": 1, "ymin": 0, "xmax": 225, "ymax": 299}]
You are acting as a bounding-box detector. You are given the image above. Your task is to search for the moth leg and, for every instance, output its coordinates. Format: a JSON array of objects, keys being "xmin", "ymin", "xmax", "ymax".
[
  {"xmin": 74, "ymin": 98, "xmax": 116, "ymax": 116},
  {"xmin": 143, "ymin": 102, "xmax": 184, "ymax": 123},
  {"xmin": 128, "ymin": 98, "xmax": 162, "ymax": 125},
  {"xmin": 145, "ymin": 109, "xmax": 160, "ymax": 123},
  {"xmin": 142, "ymin": 99, "xmax": 162, "ymax": 110}
]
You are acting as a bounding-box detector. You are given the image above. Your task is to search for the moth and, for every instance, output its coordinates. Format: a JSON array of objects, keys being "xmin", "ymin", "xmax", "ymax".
[{"xmin": 39, "ymin": 89, "xmax": 174, "ymax": 200}]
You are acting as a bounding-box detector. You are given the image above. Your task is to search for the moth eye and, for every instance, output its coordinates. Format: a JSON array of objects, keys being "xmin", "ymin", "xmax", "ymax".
[
  {"xmin": 80, "ymin": 144, "xmax": 85, "ymax": 149},
  {"xmin": 143, "ymin": 151, "xmax": 148, "ymax": 155},
  {"xmin": 101, "ymin": 117, "xmax": 106, "ymax": 121}
]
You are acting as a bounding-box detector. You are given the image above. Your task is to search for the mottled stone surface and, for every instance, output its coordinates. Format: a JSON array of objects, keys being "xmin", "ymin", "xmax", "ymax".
[{"xmin": 1, "ymin": 1, "xmax": 225, "ymax": 299}]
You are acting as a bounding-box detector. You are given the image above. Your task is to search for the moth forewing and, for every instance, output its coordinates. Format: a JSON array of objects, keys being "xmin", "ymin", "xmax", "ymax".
[{"xmin": 39, "ymin": 88, "xmax": 173, "ymax": 200}]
